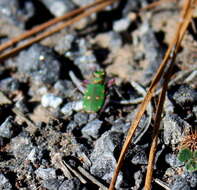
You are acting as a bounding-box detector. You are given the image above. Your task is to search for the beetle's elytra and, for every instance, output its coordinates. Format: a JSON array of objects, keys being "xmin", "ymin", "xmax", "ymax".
[{"xmin": 83, "ymin": 71, "xmax": 105, "ymax": 113}]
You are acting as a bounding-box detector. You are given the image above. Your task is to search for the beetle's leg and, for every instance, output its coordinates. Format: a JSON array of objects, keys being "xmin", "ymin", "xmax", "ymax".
[
  {"xmin": 82, "ymin": 79, "xmax": 90, "ymax": 87},
  {"xmin": 99, "ymin": 94, "xmax": 110, "ymax": 113},
  {"xmin": 107, "ymin": 78, "xmax": 115, "ymax": 88},
  {"xmin": 69, "ymin": 71, "xmax": 85, "ymax": 94}
]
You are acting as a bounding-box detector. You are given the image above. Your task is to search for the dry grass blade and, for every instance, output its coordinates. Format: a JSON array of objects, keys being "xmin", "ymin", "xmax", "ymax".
[
  {"xmin": 140, "ymin": 0, "xmax": 177, "ymax": 11},
  {"xmin": 145, "ymin": 1, "xmax": 197, "ymax": 189},
  {"xmin": 0, "ymin": 0, "xmax": 110, "ymax": 53},
  {"xmin": 109, "ymin": 0, "xmax": 197, "ymax": 189},
  {"xmin": 0, "ymin": 0, "xmax": 118, "ymax": 61}
]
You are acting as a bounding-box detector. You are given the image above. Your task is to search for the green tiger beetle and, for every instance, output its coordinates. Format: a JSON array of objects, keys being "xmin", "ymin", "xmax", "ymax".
[
  {"xmin": 83, "ymin": 71, "xmax": 106, "ymax": 113},
  {"xmin": 67, "ymin": 70, "xmax": 114, "ymax": 114}
]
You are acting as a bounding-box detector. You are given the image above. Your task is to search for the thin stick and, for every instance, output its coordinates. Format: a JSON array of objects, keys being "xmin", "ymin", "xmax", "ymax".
[
  {"xmin": 0, "ymin": 0, "xmax": 117, "ymax": 61},
  {"xmin": 12, "ymin": 108, "xmax": 37, "ymax": 131},
  {"xmin": 63, "ymin": 161, "xmax": 87, "ymax": 184},
  {"xmin": 145, "ymin": 60, "xmax": 174, "ymax": 190},
  {"xmin": 51, "ymin": 153, "xmax": 73, "ymax": 179},
  {"xmin": 78, "ymin": 166, "xmax": 108, "ymax": 190},
  {"xmin": 108, "ymin": 0, "xmax": 196, "ymax": 189},
  {"xmin": 69, "ymin": 71, "xmax": 85, "ymax": 94},
  {"xmin": 140, "ymin": 0, "xmax": 177, "ymax": 11},
  {"xmin": 0, "ymin": 0, "xmax": 111, "ymax": 52},
  {"xmin": 154, "ymin": 179, "xmax": 170, "ymax": 190},
  {"xmin": 144, "ymin": 1, "xmax": 196, "ymax": 189}
]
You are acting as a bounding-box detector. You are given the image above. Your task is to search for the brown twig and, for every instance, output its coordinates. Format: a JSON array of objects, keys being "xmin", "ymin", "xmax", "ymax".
[
  {"xmin": 108, "ymin": 0, "xmax": 197, "ymax": 189},
  {"xmin": 0, "ymin": 0, "xmax": 114, "ymax": 53},
  {"xmin": 140, "ymin": 0, "xmax": 177, "ymax": 11},
  {"xmin": 0, "ymin": 0, "xmax": 118, "ymax": 61},
  {"xmin": 145, "ymin": 2, "xmax": 197, "ymax": 187},
  {"xmin": 78, "ymin": 166, "xmax": 108, "ymax": 190}
]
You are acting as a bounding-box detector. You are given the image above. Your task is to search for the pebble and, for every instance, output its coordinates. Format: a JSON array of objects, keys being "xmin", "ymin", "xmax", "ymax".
[
  {"xmin": 41, "ymin": 94, "xmax": 63, "ymax": 109},
  {"xmin": 0, "ymin": 173, "xmax": 12, "ymax": 190},
  {"xmin": 131, "ymin": 147, "xmax": 147, "ymax": 165},
  {"xmin": 171, "ymin": 176, "xmax": 190, "ymax": 190},
  {"xmin": 113, "ymin": 17, "xmax": 131, "ymax": 32},
  {"xmin": 0, "ymin": 0, "xmax": 34, "ymax": 27},
  {"xmin": 0, "ymin": 116, "xmax": 13, "ymax": 138},
  {"xmin": 14, "ymin": 44, "xmax": 61, "ymax": 85},
  {"xmin": 164, "ymin": 96, "xmax": 174, "ymax": 113},
  {"xmin": 15, "ymin": 98, "xmax": 29, "ymax": 113},
  {"xmin": 74, "ymin": 112, "xmax": 88, "ymax": 126},
  {"xmin": 66, "ymin": 121, "xmax": 78, "ymax": 133},
  {"xmin": 133, "ymin": 170, "xmax": 143, "ymax": 189},
  {"xmin": 81, "ymin": 119, "xmax": 103, "ymax": 139},
  {"xmin": 165, "ymin": 153, "xmax": 183, "ymax": 167},
  {"xmin": 72, "ymin": 0, "xmax": 94, "ymax": 6},
  {"xmin": 182, "ymin": 171, "xmax": 197, "ymax": 188},
  {"xmin": 10, "ymin": 136, "xmax": 33, "ymax": 160},
  {"xmin": 58, "ymin": 178, "xmax": 82, "ymax": 190},
  {"xmin": 140, "ymin": 23, "xmax": 163, "ymax": 82},
  {"xmin": 61, "ymin": 101, "xmax": 83, "ymax": 116},
  {"xmin": 111, "ymin": 119, "xmax": 131, "ymax": 133},
  {"xmin": 41, "ymin": 0, "xmax": 75, "ymax": 17},
  {"xmin": 35, "ymin": 167, "xmax": 56, "ymax": 180},
  {"xmin": 169, "ymin": 84, "xmax": 197, "ymax": 107},
  {"xmin": 90, "ymin": 131, "xmax": 123, "ymax": 188},
  {"xmin": 43, "ymin": 178, "xmax": 64, "ymax": 190},
  {"xmin": 68, "ymin": 38, "xmax": 101, "ymax": 77},
  {"xmin": 0, "ymin": 77, "xmax": 20, "ymax": 92},
  {"xmin": 26, "ymin": 147, "xmax": 42, "ymax": 164},
  {"xmin": 163, "ymin": 113, "xmax": 191, "ymax": 147},
  {"xmin": 54, "ymin": 34, "xmax": 75, "ymax": 54}
]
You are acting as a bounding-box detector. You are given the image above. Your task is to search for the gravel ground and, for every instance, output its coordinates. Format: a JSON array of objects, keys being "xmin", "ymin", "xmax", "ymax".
[{"xmin": 0, "ymin": 0, "xmax": 196, "ymax": 190}]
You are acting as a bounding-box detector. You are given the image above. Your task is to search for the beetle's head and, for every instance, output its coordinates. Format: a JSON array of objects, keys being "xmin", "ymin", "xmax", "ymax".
[{"xmin": 92, "ymin": 70, "xmax": 105, "ymax": 83}]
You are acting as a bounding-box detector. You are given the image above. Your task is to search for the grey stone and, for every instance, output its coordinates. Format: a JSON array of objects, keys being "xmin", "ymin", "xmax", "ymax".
[
  {"xmin": 0, "ymin": 173, "xmax": 12, "ymax": 190},
  {"xmin": 61, "ymin": 101, "xmax": 83, "ymax": 116},
  {"xmin": 133, "ymin": 170, "xmax": 143, "ymax": 189},
  {"xmin": 15, "ymin": 98, "xmax": 29, "ymax": 113},
  {"xmin": 41, "ymin": 0, "xmax": 75, "ymax": 17},
  {"xmin": 163, "ymin": 113, "xmax": 191, "ymax": 147},
  {"xmin": 26, "ymin": 147, "xmax": 43, "ymax": 164},
  {"xmin": 72, "ymin": 0, "xmax": 94, "ymax": 7},
  {"xmin": 15, "ymin": 44, "xmax": 61, "ymax": 85},
  {"xmin": 165, "ymin": 153, "xmax": 183, "ymax": 167},
  {"xmin": 81, "ymin": 119, "xmax": 102, "ymax": 139},
  {"xmin": 59, "ymin": 178, "xmax": 81, "ymax": 190},
  {"xmin": 0, "ymin": 0, "xmax": 34, "ymax": 27},
  {"xmin": 170, "ymin": 84, "xmax": 197, "ymax": 107},
  {"xmin": 35, "ymin": 168, "xmax": 56, "ymax": 180},
  {"xmin": 171, "ymin": 176, "xmax": 190, "ymax": 190},
  {"xmin": 74, "ymin": 112, "xmax": 88, "ymax": 126},
  {"xmin": 0, "ymin": 116, "xmax": 13, "ymax": 138},
  {"xmin": 43, "ymin": 178, "xmax": 64, "ymax": 190},
  {"xmin": 41, "ymin": 94, "xmax": 63, "ymax": 109},
  {"xmin": 0, "ymin": 77, "xmax": 20, "ymax": 92},
  {"xmin": 55, "ymin": 34, "xmax": 75, "ymax": 54},
  {"xmin": 140, "ymin": 24, "xmax": 163, "ymax": 82},
  {"xmin": 90, "ymin": 131, "xmax": 123, "ymax": 188},
  {"xmin": 131, "ymin": 149, "xmax": 147, "ymax": 165},
  {"xmin": 10, "ymin": 136, "xmax": 33, "ymax": 160},
  {"xmin": 113, "ymin": 17, "xmax": 131, "ymax": 32}
]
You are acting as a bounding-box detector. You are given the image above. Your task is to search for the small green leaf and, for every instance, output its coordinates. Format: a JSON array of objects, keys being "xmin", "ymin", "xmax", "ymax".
[
  {"xmin": 194, "ymin": 150, "xmax": 197, "ymax": 158},
  {"xmin": 178, "ymin": 148, "xmax": 193, "ymax": 163},
  {"xmin": 185, "ymin": 159, "xmax": 197, "ymax": 172}
]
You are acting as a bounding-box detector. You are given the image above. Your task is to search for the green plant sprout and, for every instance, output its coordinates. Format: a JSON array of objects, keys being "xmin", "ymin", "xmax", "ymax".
[
  {"xmin": 83, "ymin": 71, "xmax": 105, "ymax": 113},
  {"xmin": 178, "ymin": 148, "xmax": 197, "ymax": 172}
]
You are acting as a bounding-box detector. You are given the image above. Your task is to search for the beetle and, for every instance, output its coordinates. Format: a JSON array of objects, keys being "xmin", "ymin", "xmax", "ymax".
[{"xmin": 83, "ymin": 71, "xmax": 105, "ymax": 113}]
